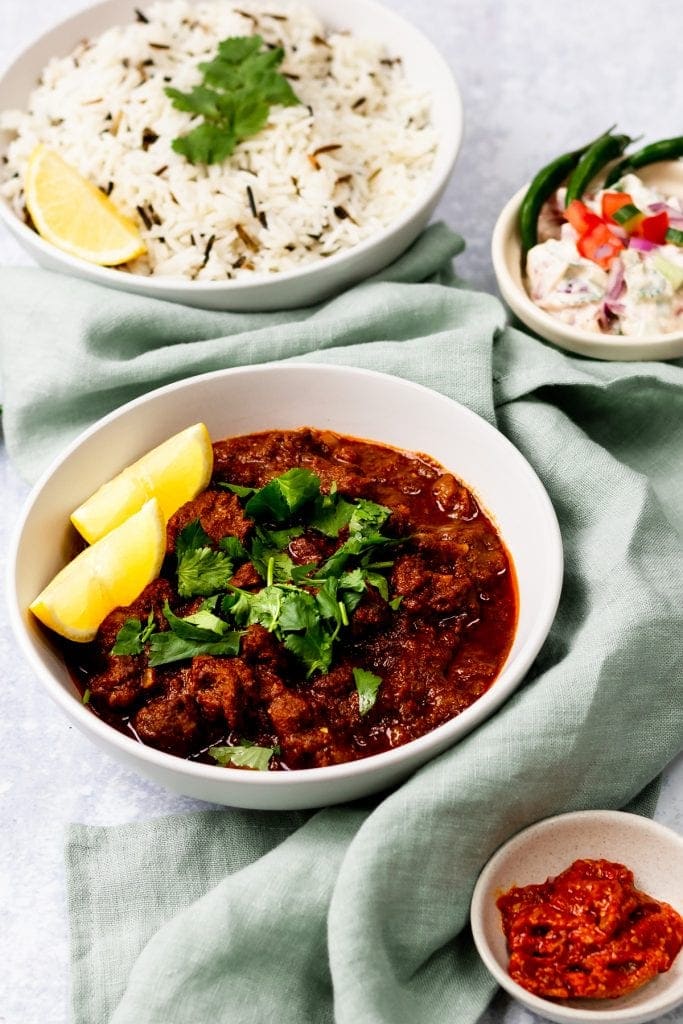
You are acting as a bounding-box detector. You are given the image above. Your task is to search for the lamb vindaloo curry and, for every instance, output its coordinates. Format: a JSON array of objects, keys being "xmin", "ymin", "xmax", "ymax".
[{"xmin": 65, "ymin": 428, "xmax": 517, "ymax": 770}]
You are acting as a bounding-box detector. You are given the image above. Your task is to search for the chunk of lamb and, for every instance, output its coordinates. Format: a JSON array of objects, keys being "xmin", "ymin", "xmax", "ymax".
[
  {"xmin": 166, "ymin": 489, "xmax": 251, "ymax": 554},
  {"xmin": 391, "ymin": 554, "xmax": 473, "ymax": 615},
  {"xmin": 187, "ymin": 655, "xmax": 254, "ymax": 729},
  {"xmin": 133, "ymin": 670, "xmax": 200, "ymax": 756},
  {"xmin": 89, "ymin": 579, "xmax": 174, "ymax": 709}
]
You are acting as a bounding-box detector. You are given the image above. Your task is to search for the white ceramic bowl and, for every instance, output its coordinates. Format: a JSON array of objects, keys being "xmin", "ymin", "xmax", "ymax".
[
  {"xmin": 492, "ymin": 160, "xmax": 683, "ymax": 361},
  {"xmin": 7, "ymin": 364, "xmax": 562, "ymax": 809},
  {"xmin": 471, "ymin": 810, "xmax": 683, "ymax": 1024},
  {"xmin": 0, "ymin": 0, "xmax": 462, "ymax": 311}
]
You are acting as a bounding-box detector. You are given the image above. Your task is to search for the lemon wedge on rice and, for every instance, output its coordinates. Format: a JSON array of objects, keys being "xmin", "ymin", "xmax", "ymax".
[
  {"xmin": 71, "ymin": 422, "xmax": 213, "ymax": 545},
  {"xmin": 24, "ymin": 145, "xmax": 146, "ymax": 266},
  {"xmin": 30, "ymin": 498, "xmax": 165, "ymax": 643}
]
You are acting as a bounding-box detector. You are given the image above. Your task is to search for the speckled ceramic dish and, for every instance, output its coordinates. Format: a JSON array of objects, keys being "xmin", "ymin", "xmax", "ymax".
[
  {"xmin": 492, "ymin": 160, "xmax": 683, "ymax": 361},
  {"xmin": 471, "ymin": 809, "xmax": 683, "ymax": 1024}
]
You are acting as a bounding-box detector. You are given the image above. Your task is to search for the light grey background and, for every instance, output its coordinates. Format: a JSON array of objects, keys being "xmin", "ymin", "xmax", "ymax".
[{"xmin": 1, "ymin": 1, "xmax": 681, "ymax": 1022}]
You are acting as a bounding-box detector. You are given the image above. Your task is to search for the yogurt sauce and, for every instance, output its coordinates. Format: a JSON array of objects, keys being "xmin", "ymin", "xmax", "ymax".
[{"xmin": 526, "ymin": 173, "xmax": 683, "ymax": 336}]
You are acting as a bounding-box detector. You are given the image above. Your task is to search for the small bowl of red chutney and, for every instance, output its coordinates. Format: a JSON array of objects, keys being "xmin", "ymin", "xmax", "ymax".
[{"xmin": 470, "ymin": 809, "xmax": 683, "ymax": 1024}]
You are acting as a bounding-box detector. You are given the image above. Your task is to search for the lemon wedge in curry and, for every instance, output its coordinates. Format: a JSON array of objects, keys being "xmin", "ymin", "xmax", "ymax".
[
  {"xmin": 30, "ymin": 498, "xmax": 165, "ymax": 643},
  {"xmin": 71, "ymin": 422, "xmax": 213, "ymax": 544},
  {"xmin": 24, "ymin": 145, "xmax": 146, "ymax": 266}
]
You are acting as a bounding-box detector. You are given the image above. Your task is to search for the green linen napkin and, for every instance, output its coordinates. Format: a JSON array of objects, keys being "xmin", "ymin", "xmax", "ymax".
[{"xmin": 2, "ymin": 224, "xmax": 682, "ymax": 1024}]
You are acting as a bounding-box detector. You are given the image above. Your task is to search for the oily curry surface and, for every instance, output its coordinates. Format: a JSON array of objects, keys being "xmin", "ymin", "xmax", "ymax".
[{"xmin": 66, "ymin": 428, "xmax": 517, "ymax": 770}]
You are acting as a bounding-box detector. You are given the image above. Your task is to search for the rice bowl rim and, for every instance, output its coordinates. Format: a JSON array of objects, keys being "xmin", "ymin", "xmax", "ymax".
[{"xmin": 0, "ymin": 0, "xmax": 463, "ymax": 293}]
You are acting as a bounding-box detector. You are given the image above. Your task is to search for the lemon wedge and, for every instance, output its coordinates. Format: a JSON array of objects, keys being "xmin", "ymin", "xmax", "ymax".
[
  {"xmin": 71, "ymin": 422, "xmax": 213, "ymax": 544},
  {"xmin": 24, "ymin": 145, "xmax": 146, "ymax": 266},
  {"xmin": 30, "ymin": 498, "xmax": 165, "ymax": 643}
]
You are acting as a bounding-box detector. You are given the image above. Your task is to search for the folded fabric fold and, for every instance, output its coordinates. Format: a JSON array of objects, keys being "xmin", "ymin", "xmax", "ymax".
[{"xmin": 2, "ymin": 225, "xmax": 682, "ymax": 1024}]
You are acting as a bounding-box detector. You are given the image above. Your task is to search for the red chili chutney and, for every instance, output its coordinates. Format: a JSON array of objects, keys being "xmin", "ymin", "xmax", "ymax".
[{"xmin": 497, "ymin": 858, "xmax": 683, "ymax": 1000}]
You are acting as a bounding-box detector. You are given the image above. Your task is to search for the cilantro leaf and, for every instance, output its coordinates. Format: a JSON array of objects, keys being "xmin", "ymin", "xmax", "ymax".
[
  {"xmin": 175, "ymin": 521, "xmax": 234, "ymax": 598},
  {"xmin": 219, "ymin": 535, "xmax": 249, "ymax": 562},
  {"xmin": 278, "ymin": 590, "xmax": 318, "ymax": 632},
  {"xmin": 162, "ymin": 601, "xmax": 232, "ymax": 640},
  {"xmin": 219, "ymin": 482, "xmax": 256, "ymax": 498},
  {"xmin": 310, "ymin": 490, "xmax": 354, "ymax": 538},
  {"xmin": 362, "ymin": 570, "xmax": 390, "ymax": 602},
  {"xmin": 209, "ymin": 742, "xmax": 276, "ymax": 771},
  {"xmin": 315, "ymin": 577, "xmax": 342, "ymax": 624},
  {"xmin": 111, "ymin": 611, "xmax": 156, "ymax": 655},
  {"xmin": 177, "ymin": 546, "xmax": 235, "ymax": 598},
  {"xmin": 148, "ymin": 631, "xmax": 240, "ymax": 667},
  {"xmin": 353, "ymin": 668, "xmax": 383, "ymax": 716},
  {"xmin": 221, "ymin": 589, "xmax": 254, "ymax": 627},
  {"xmin": 348, "ymin": 499, "xmax": 391, "ymax": 538},
  {"xmin": 166, "ymin": 35, "xmax": 300, "ymax": 166},
  {"xmin": 262, "ymin": 525, "xmax": 304, "ymax": 550},
  {"xmin": 144, "ymin": 601, "xmax": 240, "ymax": 664},
  {"xmin": 176, "ymin": 520, "xmax": 212, "ymax": 558},
  {"xmin": 284, "ymin": 626, "xmax": 334, "ymax": 677},
  {"xmin": 245, "ymin": 468, "xmax": 321, "ymax": 524},
  {"xmin": 246, "ymin": 586, "xmax": 282, "ymax": 631}
]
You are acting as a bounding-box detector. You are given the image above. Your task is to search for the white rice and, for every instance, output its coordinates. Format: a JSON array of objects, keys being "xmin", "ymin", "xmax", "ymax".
[{"xmin": 0, "ymin": 1, "xmax": 437, "ymax": 280}]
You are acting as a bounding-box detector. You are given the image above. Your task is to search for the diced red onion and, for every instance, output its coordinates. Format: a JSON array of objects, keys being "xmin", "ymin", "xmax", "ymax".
[
  {"xmin": 605, "ymin": 258, "xmax": 625, "ymax": 301},
  {"xmin": 629, "ymin": 236, "xmax": 657, "ymax": 252},
  {"xmin": 646, "ymin": 202, "xmax": 683, "ymax": 227},
  {"xmin": 608, "ymin": 223, "xmax": 628, "ymax": 241}
]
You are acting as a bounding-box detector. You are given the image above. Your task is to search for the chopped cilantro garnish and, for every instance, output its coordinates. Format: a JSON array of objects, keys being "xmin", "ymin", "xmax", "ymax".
[
  {"xmin": 309, "ymin": 489, "xmax": 354, "ymax": 537},
  {"xmin": 147, "ymin": 602, "xmax": 241, "ymax": 667},
  {"xmin": 219, "ymin": 535, "xmax": 249, "ymax": 562},
  {"xmin": 284, "ymin": 625, "xmax": 335, "ymax": 677},
  {"xmin": 176, "ymin": 519, "xmax": 235, "ymax": 598},
  {"xmin": 111, "ymin": 611, "xmax": 156, "ymax": 655},
  {"xmin": 348, "ymin": 498, "xmax": 391, "ymax": 536},
  {"xmin": 110, "ymin": 469, "xmax": 404, "ymax": 678},
  {"xmin": 245, "ymin": 468, "xmax": 320, "ymax": 524},
  {"xmin": 219, "ymin": 482, "xmax": 256, "ymax": 498},
  {"xmin": 209, "ymin": 741, "xmax": 277, "ymax": 771},
  {"xmin": 353, "ymin": 668, "xmax": 383, "ymax": 716},
  {"xmin": 165, "ymin": 35, "xmax": 300, "ymax": 165}
]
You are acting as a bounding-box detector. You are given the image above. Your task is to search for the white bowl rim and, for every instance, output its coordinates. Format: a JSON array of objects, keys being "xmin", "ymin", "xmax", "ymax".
[
  {"xmin": 7, "ymin": 362, "xmax": 563, "ymax": 790},
  {"xmin": 470, "ymin": 808, "xmax": 683, "ymax": 1023},
  {"xmin": 0, "ymin": 0, "xmax": 463, "ymax": 294},
  {"xmin": 492, "ymin": 180, "xmax": 683, "ymax": 354}
]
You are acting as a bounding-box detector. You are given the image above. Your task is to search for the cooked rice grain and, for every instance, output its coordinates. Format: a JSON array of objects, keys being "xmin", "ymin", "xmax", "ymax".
[{"xmin": 0, "ymin": 1, "xmax": 437, "ymax": 279}]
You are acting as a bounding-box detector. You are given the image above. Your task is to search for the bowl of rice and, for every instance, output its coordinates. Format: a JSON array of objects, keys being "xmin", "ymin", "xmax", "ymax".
[{"xmin": 0, "ymin": 0, "xmax": 462, "ymax": 310}]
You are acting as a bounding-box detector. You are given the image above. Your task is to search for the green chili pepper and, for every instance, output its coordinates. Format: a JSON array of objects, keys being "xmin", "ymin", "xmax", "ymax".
[
  {"xmin": 604, "ymin": 135, "xmax": 683, "ymax": 188},
  {"xmin": 564, "ymin": 133, "xmax": 633, "ymax": 207},
  {"xmin": 519, "ymin": 128, "xmax": 613, "ymax": 262}
]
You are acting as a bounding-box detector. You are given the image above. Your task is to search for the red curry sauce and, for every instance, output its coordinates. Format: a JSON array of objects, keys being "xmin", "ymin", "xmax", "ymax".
[
  {"xmin": 497, "ymin": 858, "xmax": 683, "ymax": 1000},
  {"xmin": 66, "ymin": 428, "xmax": 517, "ymax": 769}
]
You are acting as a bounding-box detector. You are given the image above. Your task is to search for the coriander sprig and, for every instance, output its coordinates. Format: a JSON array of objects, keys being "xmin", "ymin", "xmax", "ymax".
[
  {"xmin": 165, "ymin": 35, "xmax": 300, "ymax": 165},
  {"xmin": 111, "ymin": 468, "xmax": 400, "ymax": 688}
]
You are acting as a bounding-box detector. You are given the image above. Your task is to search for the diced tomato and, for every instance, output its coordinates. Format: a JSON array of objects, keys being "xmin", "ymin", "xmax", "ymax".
[
  {"xmin": 564, "ymin": 199, "xmax": 602, "ymax": 235},
  {"xmin": 637, "ymin": 211, "xmax": 669, "ymax": 244},
  {"xmin": 601, "ymin": 192, "xmax": 634, "ymax": 222},
  {"xmin": 577, "ymin": 223, "xmax": 624, "ymax": 269}
]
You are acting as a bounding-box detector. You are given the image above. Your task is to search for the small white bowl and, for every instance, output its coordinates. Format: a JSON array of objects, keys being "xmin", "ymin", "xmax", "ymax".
[
  {"xmin": 492, "ymin": 160, "xmax": 683, "ymax": 361},
  {"xmin": 0, "ymin": 0, "xmax": 462, "ymax": 310},
  {"xmin": 7, "ymin": 364, "xmax": 562, "ymax": 810},
  {"xmin": 471, "ymin": 810, "xmax": 683, "ymax": 1024}
]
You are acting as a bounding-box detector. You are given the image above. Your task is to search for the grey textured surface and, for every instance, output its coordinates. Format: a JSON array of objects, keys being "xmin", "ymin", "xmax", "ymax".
[{"xmin": 0, "ymin": 1, "xmax": 681, "ymax": 1023}]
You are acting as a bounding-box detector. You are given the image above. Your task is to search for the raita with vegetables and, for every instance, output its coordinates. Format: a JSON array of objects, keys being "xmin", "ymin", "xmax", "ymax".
[
  {"xmin": 498, "ymin": 858, "xmax": 683, "ymax": 1000},
  {"xmin": 521, "ymin": 131, "xmax": 683, "ymax": 336},
  {"xmin": 58, "ymin": 428, "xmax": 517, "ymax": 771}
]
